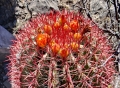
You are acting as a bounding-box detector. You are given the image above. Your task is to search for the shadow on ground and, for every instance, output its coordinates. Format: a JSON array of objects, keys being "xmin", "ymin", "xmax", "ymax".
[{"xmin": 0, "ymin": 0, "xmax": 17, "ymax": 88}]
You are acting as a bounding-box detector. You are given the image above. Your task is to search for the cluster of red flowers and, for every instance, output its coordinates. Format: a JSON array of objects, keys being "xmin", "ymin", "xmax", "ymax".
[{"xmin": 36, "ymin": 11, "xmax": 91, "ymax": 60}]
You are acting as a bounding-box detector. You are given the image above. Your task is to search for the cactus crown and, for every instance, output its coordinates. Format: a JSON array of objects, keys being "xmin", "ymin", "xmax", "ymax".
[{"xmin": 8, "ymin": 10, "xmax": 115, "ymax": 88}]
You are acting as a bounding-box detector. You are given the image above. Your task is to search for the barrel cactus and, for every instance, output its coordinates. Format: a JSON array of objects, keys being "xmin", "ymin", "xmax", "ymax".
[{"xmin": 8, "ymin": 10, "xmax": 115, "ymax": 88}]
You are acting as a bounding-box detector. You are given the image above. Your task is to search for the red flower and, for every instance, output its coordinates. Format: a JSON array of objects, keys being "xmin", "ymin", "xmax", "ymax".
[{"xmin": 36, "ymin": 33, "xmax": 49, "ymax": 48}]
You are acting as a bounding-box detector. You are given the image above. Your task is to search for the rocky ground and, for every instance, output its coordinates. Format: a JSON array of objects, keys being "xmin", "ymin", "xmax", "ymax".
[{"xmin": 0, "ymin": 0, "xmax": 120, "ymax": 87}]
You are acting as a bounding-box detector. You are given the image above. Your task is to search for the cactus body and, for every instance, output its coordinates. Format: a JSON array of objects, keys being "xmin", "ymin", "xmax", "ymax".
[{"xmin": 8, "ymin": 10, "xmax": 115, "ymax": 88}]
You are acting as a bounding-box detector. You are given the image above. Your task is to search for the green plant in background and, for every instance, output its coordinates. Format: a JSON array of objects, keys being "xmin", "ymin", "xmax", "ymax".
[{"xmin": 8, "ymin": 10, "xmax": 115, "ymax": 88}]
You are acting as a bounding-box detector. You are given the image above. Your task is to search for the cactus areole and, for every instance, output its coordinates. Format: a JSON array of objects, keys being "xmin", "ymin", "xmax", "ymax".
[{"xmin": 8, "ymin": 10, "xmax": 115, "ymax": 88}]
